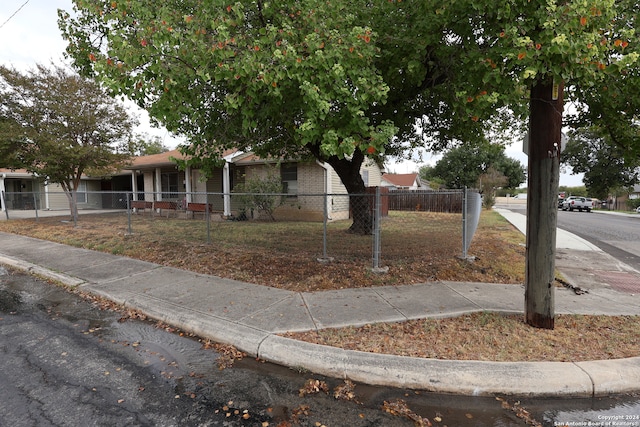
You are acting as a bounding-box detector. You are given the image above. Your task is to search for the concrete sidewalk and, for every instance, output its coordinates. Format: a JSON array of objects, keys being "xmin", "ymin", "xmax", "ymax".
[
  {"xmin": 1, "ymin": 210, "xmax": 640, "ymax": 397},
  {"xmin": 494, "ymin": 208, "xmax": 602, "ymax": 251},
  {"xmin": 495, "ymin": 208, "xmax": 640, "ymax": 293}
]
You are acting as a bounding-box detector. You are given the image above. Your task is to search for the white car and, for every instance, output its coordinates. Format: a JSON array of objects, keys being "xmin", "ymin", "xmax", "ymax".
[{"xmin": 636, "ymin": 206, "xmax": 640, "ymax": 213}]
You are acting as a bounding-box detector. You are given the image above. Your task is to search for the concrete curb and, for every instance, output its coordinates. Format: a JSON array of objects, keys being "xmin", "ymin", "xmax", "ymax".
[
  {"xmin": 0, "ymin": 254, "xmax": 86, "ymax": 287},
  {"xmin": 3, "ymin": 257, "xmax": 640, "ymax": 397},
  {"xmin": 256, "ymin": 335, "xmax": 640, "ymax": 398}
]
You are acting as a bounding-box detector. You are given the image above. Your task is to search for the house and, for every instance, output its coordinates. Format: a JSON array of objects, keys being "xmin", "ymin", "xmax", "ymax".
[
  {"xmin": 380, "ymin": 173, "xmax": 426, "ymax": 190},
  {"xmin": 2, "ymin": 149, "xmax": 384, "ymax": 220},
  {"xmin": 119, "ymin": 148, "xmax": 384, "ymax": 221},
  {"xmin": 0, "ymin": 168, "xmax": 103, "ymax": 211},
  {"xmin": 615, "ymin": 184, "xmax": 640, "ymax": 211}
]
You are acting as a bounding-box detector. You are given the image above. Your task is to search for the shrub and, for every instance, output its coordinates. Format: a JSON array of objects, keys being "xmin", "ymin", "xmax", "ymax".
[{"xmin": 233, "ymin": 166, "xmax": 284, "ymax": 220}]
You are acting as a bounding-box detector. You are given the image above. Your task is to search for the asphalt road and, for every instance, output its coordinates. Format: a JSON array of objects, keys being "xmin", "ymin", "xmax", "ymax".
[
  {"xmin": 499, "ymin": 202, "xmax": 640, "ymax": 272},
  {"xmin": 556, "ymin": 209, "xmax": 640, "ymax": 272},
  {"xmin": 0, "ymin": 267, "xmax": 422, "ymax": 427}
]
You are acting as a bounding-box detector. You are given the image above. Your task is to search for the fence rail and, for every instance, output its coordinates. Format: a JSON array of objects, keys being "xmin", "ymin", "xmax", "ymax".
[{"xmin": 1, "ymin": 189, "xmax": 482, "ymax": 270}]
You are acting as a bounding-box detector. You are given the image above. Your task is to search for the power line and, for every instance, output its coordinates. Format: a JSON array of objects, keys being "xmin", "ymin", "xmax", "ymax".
[{"xmin": 0, "ymin": 0, "xmax": 31, "ymax": 30}]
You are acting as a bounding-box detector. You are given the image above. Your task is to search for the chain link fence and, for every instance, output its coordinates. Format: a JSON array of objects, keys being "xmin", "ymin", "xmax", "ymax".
[{"xmin": 1, "ymin": 188, "xmax": 481, "ymax": 270}]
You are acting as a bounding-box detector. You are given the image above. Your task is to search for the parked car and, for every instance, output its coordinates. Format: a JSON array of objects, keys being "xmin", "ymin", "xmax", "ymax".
[
  {"xmin": 561, "ymin": 196, "xmax": 593, "ymax": 212},
  {"xmin": 636, "ymin": 206, "xmax": 640, "ymax": 213}
]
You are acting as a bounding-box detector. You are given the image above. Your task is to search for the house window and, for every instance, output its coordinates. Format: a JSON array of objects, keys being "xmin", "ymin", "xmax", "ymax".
[
  {"xmin": 76, "ymin": 181, "xmax": 87, "ymax": 204},
  {"xmin": 361, "ymin": 170, "xmax": 369, "ymax": 187},
  {"xmin": 161, "ymin": 172, "xmax": 179, "ymax": 199},
  {"xmin": 281, "ymin": 163, "xmax": 298, "ymax": 195}
]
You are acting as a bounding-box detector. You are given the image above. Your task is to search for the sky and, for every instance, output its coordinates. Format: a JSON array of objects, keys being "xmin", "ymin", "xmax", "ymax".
[{"xmin": 1, "ymin": 0, "xmax": 584, "ymax": 187}]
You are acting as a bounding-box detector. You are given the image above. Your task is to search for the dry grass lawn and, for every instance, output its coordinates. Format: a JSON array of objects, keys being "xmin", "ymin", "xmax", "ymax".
[{"xmin": 1, "ymin": 209, "xmax": 638, "ymax": 362}]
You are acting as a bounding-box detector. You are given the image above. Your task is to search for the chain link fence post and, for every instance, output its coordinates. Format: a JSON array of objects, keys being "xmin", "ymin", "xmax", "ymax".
[
  {"xmin": 371, "ymin": 187, "xmax": 388, "ymax": 273},
  {"xmin": 126, "ymin": 192, "xmax": 132, "ymax": 235},
  {"xmin": 206, "ymin": 197, "xmax": 211, "ymax": 245},
  {"xmin": 461, "ymin": 187, "xmax": 482, "ymax": 260},
  {"xmin": 317, "ymin": 193, "xmax": 333, "ymax": 263},
  {"xmin": 32, "ymin": 192, "xmax": 39, "ymax": 222},
  {"xmin": 322, "ymin": 193, "xmax": 328, "ymax": 259},
  {"xmin": 462, "ymin": 186, "xmax": 468, "ymax": 259}
]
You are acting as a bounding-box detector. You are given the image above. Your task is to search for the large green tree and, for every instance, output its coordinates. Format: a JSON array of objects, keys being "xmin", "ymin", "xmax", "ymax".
[
  {"xmin": 59, "ymin": 0, "xmax": 638, "ymax": 326},
  {"xmin": 0, "ymin": 64, "xmax": 135, "ymax": 222},
  {"xmin": 0, "ymin": 116, "xmax": 22, "ymax": 169},
  {"xmin": 563, "ymin": 128, "xmax": 639, "ymax": 200},
  {"xmin": 58, "ymin": 0, "xmax": 492, "ymax": 233},
  {"xmin": 420, "ymin": 142, "xmax": 525, "ymax": 189}
]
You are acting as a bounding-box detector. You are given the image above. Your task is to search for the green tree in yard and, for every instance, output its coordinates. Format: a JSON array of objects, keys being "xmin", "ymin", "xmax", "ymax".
[
  {"xmin": 422, "ymin": 142, "xmax": 525, "ymax": 190},
  {"xmin": 478, "ymin": 167, "xmax": 509, "ymax": 209},
  {"xmin": 0, "ymin": 116, "xmax": 22, "ymax": 169},
  {"xmin": 0, "ymin": 64, "xmax": 136, "ymax": 222},
  {"xmin": 418, "ymin": 166, "xmax": 445, "ymax": 190},
  {"xmin": 562, "ymin": 128, "xmax": 639, "ymax": 200},
  {"xmin": 59, "ymin": 1, "xmax": 501, "ymax": 234},
  {"xmin": 59, "ymin": 1, "xmax": 639, "ymax": 327},
  {"xmin": 59, "ymin": 1, "xmax": 399, "ymax": 234}
]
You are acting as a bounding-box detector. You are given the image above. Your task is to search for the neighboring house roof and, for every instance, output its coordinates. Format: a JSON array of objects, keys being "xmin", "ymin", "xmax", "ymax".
[{"xmin": 381, "ymin": 173, "xmax": 422, "ymax": 188}]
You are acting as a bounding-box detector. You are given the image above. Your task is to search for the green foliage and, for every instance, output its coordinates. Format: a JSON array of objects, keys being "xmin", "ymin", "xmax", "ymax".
[
  {"xmin": 628, "ymin": 198, "xmax": 640, "ymax": 211},
  {"xmin": 562, "ymin": 128, "xmax": 639, "ymax": 200},
  {"xmin": 558, "ymin": 186, "xmax": 588, "ymax": 198},
  {"xmin": 0, "ymin": 64, "xmax": 136, "ymax": 219},
  {"xmin": 478, "ymin": 167, "xmax": 508, "ymax": 209},
  {"xmin": 232, "ymin": 165, "xmax": 284, "ymax": 221},
  {"xmin": 425, "ymin": 142, "xmax": 525, "ymax": 189},
  {"xmin": 59, "ymin": 1, "xmax": 398, "ymax": 162},
  {"xmin": 0, "ymin": 116, "xmax": 23, "ymax": 169},
  {"xmin": 59, "ymin": 0, "xmax": 639, "ymax": 234},
  {"xmin": 418, "ymin": 165, "xmax": 436, "ymax": 181},
  {"xmin": 418, "ymin": 166, "xmax": 446, "ymax": 190},
  {"xmin": 128, "ymin": 134, "xmax": 169, "ymax": 156},
  {"xmin": 59, "ymin": 0, "xmax": 640, "ymax": 157}
]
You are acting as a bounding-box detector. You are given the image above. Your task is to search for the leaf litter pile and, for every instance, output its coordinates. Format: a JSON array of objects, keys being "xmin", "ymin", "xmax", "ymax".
[{"xmin": 1, "ymin": 209, "xmax": 638, "ymax": 362}]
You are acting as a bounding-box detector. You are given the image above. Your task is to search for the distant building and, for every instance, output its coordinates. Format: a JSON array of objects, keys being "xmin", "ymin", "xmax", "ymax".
[{"xmin": 380, "ymin": 173, "xmax": 428, "ymax": 190}]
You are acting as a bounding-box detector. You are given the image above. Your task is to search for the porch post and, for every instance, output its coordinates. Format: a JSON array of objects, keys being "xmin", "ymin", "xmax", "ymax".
[
  {"xmin": 154, "ymin": 168, "xmax": 162, "ymax": 201},
  {"xmin": 44, "ymin": 180, "xmax": 50, "ymax": 210},
  {"xmin": 185, "ymin": 166, "xmax": 192, "ymax": 204},
  {"xmin": 0, "ymin": 173, "xmax": 5, "ymax": 211},
  {"xmin": 131, "ymin": 171, "xmax": 138, "ymax": 201},
  {"xmin": 223, "ymin": 162, "xmax": 231, "ymax": 216}
]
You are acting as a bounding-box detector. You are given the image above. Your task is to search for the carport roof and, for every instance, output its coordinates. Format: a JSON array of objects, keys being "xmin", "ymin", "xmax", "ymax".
[{"xmin": 0, "ymin": 168, "xmax": 34, "ymax": 178}]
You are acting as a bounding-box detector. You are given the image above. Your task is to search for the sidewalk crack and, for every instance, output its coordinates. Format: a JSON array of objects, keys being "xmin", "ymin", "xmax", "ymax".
[
  {"xmin": 573, "ymin": 362, "xmax": 596, "ymax": 398},
  {"xmin": 298, "ymin": 292, "xmax": 320, "ymax": 332}
]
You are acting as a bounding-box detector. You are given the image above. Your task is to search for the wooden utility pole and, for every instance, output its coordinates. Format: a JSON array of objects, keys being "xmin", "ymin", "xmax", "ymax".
[{"xmin": 525, "ymin": 79, "xmax": 564, "ymax": 329}]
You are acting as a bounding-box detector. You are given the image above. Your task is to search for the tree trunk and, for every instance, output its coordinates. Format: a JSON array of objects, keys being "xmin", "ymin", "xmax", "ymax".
[
  {"xmin": 525, "ymin": 80, "xmax": 563, "ymax": 330},
  {"xmin": 322, "ymin": 149, "xmax": 373, "ymax": 235},
  {"xmin": 64, "ymin": 189, "xmax": 79, "ymax": 224}
]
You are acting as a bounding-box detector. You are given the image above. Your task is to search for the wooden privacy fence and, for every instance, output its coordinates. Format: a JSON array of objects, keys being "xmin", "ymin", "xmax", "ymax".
[{"xmin": 386, "ymin": 190, "xmax": 464, "ymax": 213}]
